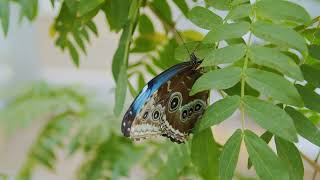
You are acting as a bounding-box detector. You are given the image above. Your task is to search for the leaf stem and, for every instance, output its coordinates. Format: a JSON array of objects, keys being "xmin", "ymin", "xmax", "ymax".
[
  {"xmin": 300, "ymin": 151, "xmax": 320, "ymax": 173},
  {"xmin": 312, "ymin": 150, "xmax": 320, "ymax": 180}
]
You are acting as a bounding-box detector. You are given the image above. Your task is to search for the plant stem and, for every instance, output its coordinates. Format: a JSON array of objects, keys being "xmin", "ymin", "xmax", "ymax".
[
  {"xmin": 312, "ymin": 150, "xmax": 320, "ymax": 180},
  {"xmin": 300, "ymin": 151, "xmax": 320, "ymax": 173}
]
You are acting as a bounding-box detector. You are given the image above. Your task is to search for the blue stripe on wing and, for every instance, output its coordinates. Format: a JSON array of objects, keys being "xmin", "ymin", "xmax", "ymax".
[{"xmin": 131, "ymin": 61, "xmax": 192, "ymax": 115}]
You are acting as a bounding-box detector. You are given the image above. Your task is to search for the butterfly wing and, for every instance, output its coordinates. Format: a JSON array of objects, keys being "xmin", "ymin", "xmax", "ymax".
[
  {"xmin": 121, "ymin": 61, "xmax": 193, "ymax": 139},
  {"xmin": 156, "ymin": 65, "xmax": 209, "ymax": 142},
  {"xmin": 122, "ymin": 59, "xmax": 209, "ymax": 142}
]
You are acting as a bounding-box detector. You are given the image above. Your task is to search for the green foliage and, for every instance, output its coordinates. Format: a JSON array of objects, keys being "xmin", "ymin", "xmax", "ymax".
[
  {"xmin": 195, "ymin": 95, "xmax": 240, "ymax": 132},
  {"xmin": 219, "ymin": 129, "xmax": 242, "ymax": 180},
  {"xmin": 1, "ymin": 0, "xmax": 320, "ymax": 179}
]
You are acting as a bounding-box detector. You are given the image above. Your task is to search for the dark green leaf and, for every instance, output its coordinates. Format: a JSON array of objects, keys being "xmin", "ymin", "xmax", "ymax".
[
  {"xmin": 144, "ymin": 63, "xmax": 158, "ymax": 76},
  {"xmin": 295, "ymin": 84, "xmax": 320, "ymax": 113},
  {"xmin": 224, "ymin": 82, "xmax": 260, "ymax": 97},
  {"xmin": 248, "ymin": 46, "xmax": 303, "ymax": 81},
  {"xmin": 73, "ymin": 32, "xmax": 86, "ymax": 54},
  {"xmin": 79, "ymin": 0, "xmax": 104, "ymax": 16},
  {"xmin": 191, "ymin": 128, "xmax": 219, "ymax": 180},
  {"xmin": 103, "ymin": 0, "xmax": 130, "ymax": 32},
  {"xmin": 137, "ymin": 73, "xmax": 146, "ymax": 92},
  {"xmin": 155, "ymin": 39, "xmax": 180, "ymax": 69},
  {"xmin": 226, "ymin": 4, "xmax": 252, "ymax": 21},
  {"xmin": 255, "ymin": 0, "xmax": 311, "ymax": 25},
  {"xmin": 191, "ymin": 67, "xmax": 242, "ymax": 95},
  {"xmin": 202, "ymin": 44, "xmax": 247, "ymax": 66},
  {"xmin": 285, "ymin": 106, "xmax": 320, "ymax": 147},
  {"xmin": 252, "ymin": 21, "xmax": 307, "ymax": 55},
  {"xmin": 204, "ymin": 22, "xmax": 250, "ymax": 43},
  {"xmin": 114, "ymin": 66, "xmax": 127, "ymax": 116},
  {"xmin": 138, "ymin": 14, "xmax": 154, "ymax": 35},
  {"xmin": 245, "ymin": 68, "xmax": 303, "ymax": 107},
  {"xmin": 172, "ymin": 0, "xmax": 189, "ymax": 17},
  {"xmin": 308, "ymin": 44, "xmax": 320, "ymax": 60},
  {"xmin": 205, "ymin": 0, "xmax": 232, "ymax": 10},
  {"xmin": 188, "ymin": 6, "xmax": 222, "ymax": 30},
  {"xmin": 244, "ymin": 130, "xmax": 289, "ymax": 180},
  {"xmin": 0, "ymin": 0, "xmax": 9, "ymax": 36},
  {"xmin": 150, "ymin": 0, "xmax": 173, "ymax": 27},
  {"xmin": 86, "ymin": 21, "xmax": 98, "ymax": 35},
  {"xmin": 195, "ymin": 96, "xmax": 240, "ymax": 133},
  {"xmin": 275, "ymin": 136, "xmax": 304, "ymax": 180},
  {"xmin": 301, "ymin": 64, "xmax": 320, "ymax": 88},
  {"xmin": 220, "ymin": 129, "xmax": 242, "ymax": 180},
  {"xmin": 243, "ymin": 96, "xmax": 298, "ymax": 142},
  {"xmin": 231, "ymin": 0, "xmax": 250, "ymax": 6},
  {"xmin": 247, "ymin": 131, "xmax": 273, "ymax": 169},
  {"xmin": 67, "ymin": 42, "xmax": 80, "ymax": 67}
]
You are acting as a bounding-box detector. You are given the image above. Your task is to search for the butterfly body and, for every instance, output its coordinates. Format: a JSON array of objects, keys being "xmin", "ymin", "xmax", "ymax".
[{"xmin": 121, "ymin": 54, "xmax": 209, "ymax": 143}]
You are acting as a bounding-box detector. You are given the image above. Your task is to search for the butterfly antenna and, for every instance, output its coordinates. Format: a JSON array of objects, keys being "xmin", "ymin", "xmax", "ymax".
[{"xmin": 175, "ymin": 29, "xmax": 191, "ymax": 55}]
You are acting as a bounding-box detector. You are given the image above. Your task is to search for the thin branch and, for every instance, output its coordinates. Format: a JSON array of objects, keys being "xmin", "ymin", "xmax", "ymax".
[
  {"xmin": 300, "ymin": 152, "xmax": 320, "ymax": 173},
  {"xmin": 312, "ymin": 150, "xmax": 320, "ymax": 180}
]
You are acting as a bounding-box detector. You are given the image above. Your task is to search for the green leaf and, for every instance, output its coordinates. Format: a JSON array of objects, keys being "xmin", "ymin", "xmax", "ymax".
[
  {"xmin": 137, "ymin": 73, "xmax": 145, "ymax": 92},
  {"xmin": 275, "ymin": 136, "xmax": 304, "ymax": 180},
  {"xmin": 19, "ymin": 0, "xmax": 38, "ymax": 20},
  {"xmin": 245, "ymin": 68, "xmax": 303, "ymax": 107},
  {"xmin": 295, "ymin": 84, "xmax": 320, "ymax": 113},
  {"xmin": 224, "ymin": 82, "xmax": 260, "ymax": 97},
  {"xmin": 150, "ymin": 0, "xmax": 173, "ymax": 26},
  {"xmin": 103, "ymin": 0, "xmax": 130, "ymax": 32},
  {"xmin": 301, "ymin": 64, "xmax": 320, "ymax": 88},
  {"xmin": 231, "ymin": 0, "xmax": 250, "ymax": 6},
  {"xmin": 247, "ymin": 131, "xmax": 273, "ymax": 169},
  {"xmin": 195, "ymin": 96, "xmax": 240, "ymax": 133},
  {"xmin": 308, "ymin": 44, "xmax": 320, "ymax": 60},
  {"xmin": 0, "ymin": 0, "xmax": 9, "ymax": 36},
  {"xmin": 219, "ymin": 129, "xmax": 242, "ymax": 180},
  {"xmin": 202, "ymin": 44, "xmax": 247, "ymax": 66},
  {"xmin": 188, "ymin": 6, "xmax": 222, "ymax": 30},
  {"xmin": 285, "ymin": 106, "xmax": 320, "ymax": 147},
  {"xmin": 172, "ymin": 0, "xmax": 189, "ymax": 17},
  {"xmin": 205, "ymin": 0, "xmax": 232, "ymax": 10},
  {"xmin": 226, "ymin": 4, "xmax": 252, "ymax": 21},
  {"xmin": 79, "ymin": 0, "xmax": 104, "ymax": 16},
  {"xmin": 138, "ymin": 14, "xmax": 154, "ymax": 35},
  {"xmin": 131, "ymin": 35, "xmax": 157, "ymax": 53},
  {"xmin": 114, "ymin": 65, "xmax": 127, "ymax": 116},
  {"xmin": 112, "ymin": 23, "xmax": 131, "ymax": 81},
  {"xmin": 242, "ymin": 96, "xmax": 298, "ymax": 142},
  {"xmin": 244, "ymin": 130, "xmax": 289, "ymax": 180},
  {"xmin": 204, "ymin": 22, "xmax": 250, "ymax": 43},
  {"xmin": 191, "ymin": 128, "xmax": 219, "ymax": 180},
  {"xmin": 255, "ymin": 0, "xmax": 311, "ymax": 25},
  {"xmin": 67, "ymin": 42, "xmax": 80, "ymax": 67},
  {"xmin": 252, "ymin": 21, "xmax": 307, "ymax": 55},
  {"xmin": 174, "ymin": 41, "xmax": 214, "ymax": 61},
  {"xmin": 86, "ymin": 21, "xmax": 98, "ymax": 35},
  {"xmin": 248, "ymin": 46, "xmax": 304, "ymax": 81},
  {"xmin": 191, "ymin": 67, "xmax": 242, "ymax": 95}
]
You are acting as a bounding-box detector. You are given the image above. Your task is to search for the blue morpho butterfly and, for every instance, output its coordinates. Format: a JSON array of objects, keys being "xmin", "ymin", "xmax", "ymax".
[{"xmin": 121, "ymin": 40, "xmax": 209, "ymax": 143}]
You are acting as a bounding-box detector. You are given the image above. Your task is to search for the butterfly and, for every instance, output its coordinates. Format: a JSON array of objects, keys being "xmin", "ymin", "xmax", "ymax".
[{"xmin": 121, "ymin": 50, "xmax": 209, "ymax": 143}]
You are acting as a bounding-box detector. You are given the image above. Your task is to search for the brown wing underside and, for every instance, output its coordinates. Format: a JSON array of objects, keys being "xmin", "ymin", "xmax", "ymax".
[{"xmin": 155, "ymin": 66, "xmax": 209, "ymax": 140}]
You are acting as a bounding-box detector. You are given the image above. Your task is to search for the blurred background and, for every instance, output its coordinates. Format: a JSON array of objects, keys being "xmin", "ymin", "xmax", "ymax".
[{"xmin": 0, "ymin": 0, "xmax": 320, "ymax": 179}]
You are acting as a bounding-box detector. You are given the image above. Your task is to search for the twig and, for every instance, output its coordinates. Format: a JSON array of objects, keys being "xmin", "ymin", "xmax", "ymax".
[
  {"xmin": 312, "ymin": 150, "xmax": 320, "ymax": 180},
  {"xmin": 300, "ymin": 152, "xmax": 320, "ymax": 173}
]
